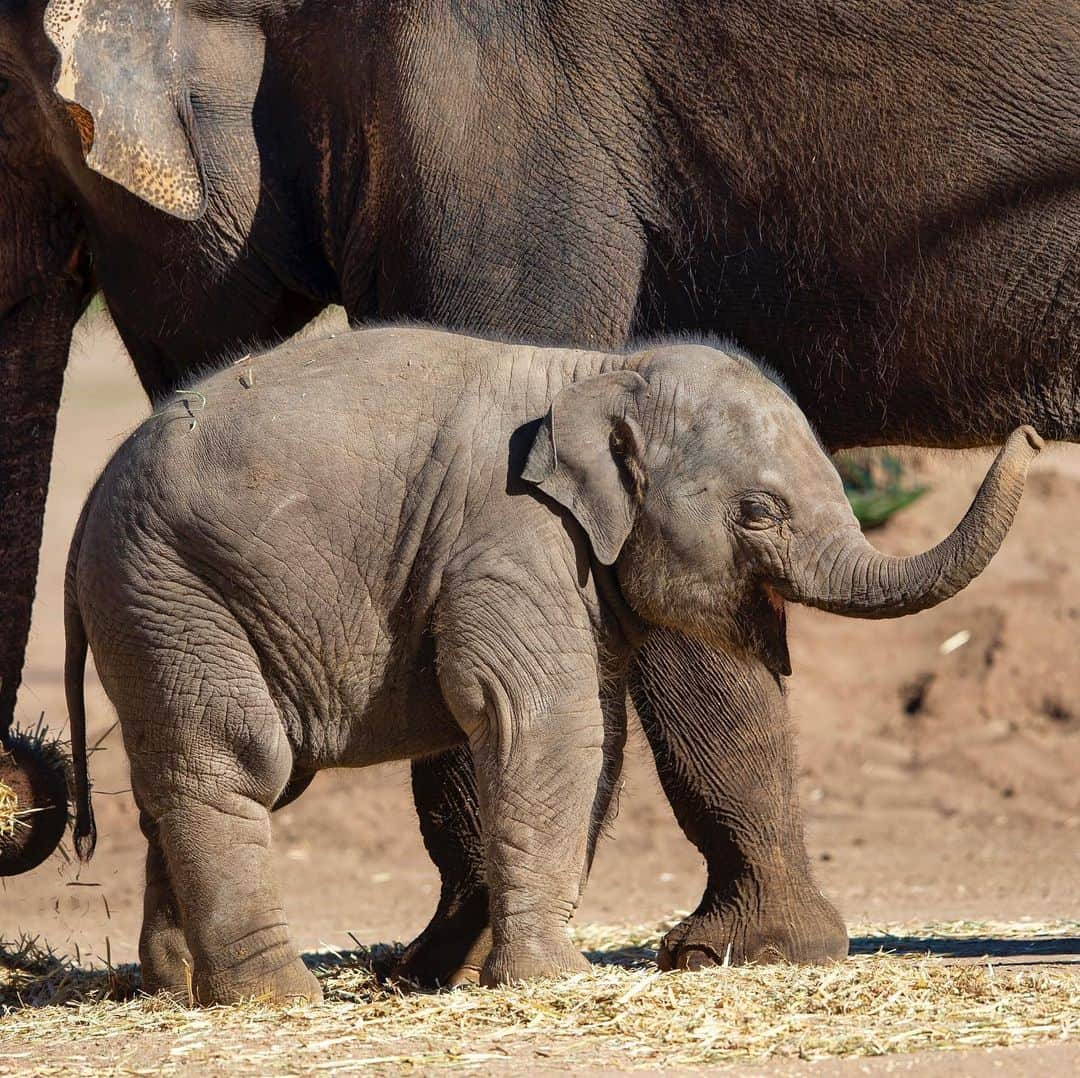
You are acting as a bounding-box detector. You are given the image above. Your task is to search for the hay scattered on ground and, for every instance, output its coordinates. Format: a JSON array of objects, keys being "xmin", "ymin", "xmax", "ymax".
[
  {"xmin": 0, "ymin": 780, "xmax": 17, "ymax": 839},
  {"xmin": 1, "ymin": 920, "xmax": 1077, "ymax": 1075}
]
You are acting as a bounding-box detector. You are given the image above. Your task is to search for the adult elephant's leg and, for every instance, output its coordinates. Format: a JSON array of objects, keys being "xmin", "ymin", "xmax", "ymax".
[
  {"xmin": 629, "ymin": 629, "xmax": 848, "ymax": 968},
  {"xmin": 390, "ymin": 747, "xmax": 491, "ymax": 988}
]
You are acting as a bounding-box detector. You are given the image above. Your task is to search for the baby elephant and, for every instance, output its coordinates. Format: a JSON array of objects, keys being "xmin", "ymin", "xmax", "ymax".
[{"xmin": 65, "ymin": 328, "xmax": 1040, "ymax": 1004}]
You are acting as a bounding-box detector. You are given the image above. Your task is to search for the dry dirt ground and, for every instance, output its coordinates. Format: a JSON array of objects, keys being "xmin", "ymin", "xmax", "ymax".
[{"xmin": 2, "ymin": 316, "xmax": 1078, "ymax": 1074}]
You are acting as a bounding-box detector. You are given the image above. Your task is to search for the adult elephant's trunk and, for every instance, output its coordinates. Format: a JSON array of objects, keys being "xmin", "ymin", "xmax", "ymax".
[
  {"xmin": 778, "ymin": 426, "xmax": 1042, "ymax": 619},
  {"xmin": 0, "ymin": 279, "xmax": 85, "ymax": 721},
  {"xmin": 0, "ymin": 268, "xmax": 88, "ymax": 875}
]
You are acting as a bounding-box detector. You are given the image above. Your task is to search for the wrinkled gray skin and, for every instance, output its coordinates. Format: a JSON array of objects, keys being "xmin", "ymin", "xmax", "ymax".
[
  {"xmin": 3, "ymin": 0, "xmax": 1079, "ymax": 977},
  {"xmin": 66, "ymin": 328, "xmax": 1039, "ymax": 1004}
]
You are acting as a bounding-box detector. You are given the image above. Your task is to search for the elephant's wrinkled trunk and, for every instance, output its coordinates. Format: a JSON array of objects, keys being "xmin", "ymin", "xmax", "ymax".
[
  {"xmin": 0, "ymin": 279, "xmax": 84, "ymax": 726},
  {"xmin": 0, "ymin": 266, "xmax": 87, "ymax": 875},
  {"xmin": 778, "ymin": 426, "xmax": 1043, "ymax": 619}
]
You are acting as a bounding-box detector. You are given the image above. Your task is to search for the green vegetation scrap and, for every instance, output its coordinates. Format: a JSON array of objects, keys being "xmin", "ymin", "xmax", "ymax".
[{"xmin": 837, "ymin": 450, "xmax": 928, "ymax": 530}]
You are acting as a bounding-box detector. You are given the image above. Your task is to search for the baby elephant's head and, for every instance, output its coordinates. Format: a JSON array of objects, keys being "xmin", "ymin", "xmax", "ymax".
[{"xmin": 523, "ymin": 342, "xmax": 1042, "ymax": 674}]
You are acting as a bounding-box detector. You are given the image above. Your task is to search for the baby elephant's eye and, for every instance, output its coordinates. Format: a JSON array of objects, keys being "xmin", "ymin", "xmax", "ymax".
[{"xmin": 737, "ymin": 497, "xmax": 782, "ymax": 530}]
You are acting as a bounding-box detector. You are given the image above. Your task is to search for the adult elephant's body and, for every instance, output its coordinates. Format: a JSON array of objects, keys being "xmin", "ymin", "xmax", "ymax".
[{"xmin": 1, "ymin": 1, "xmax": 1076, "ymax": 970}]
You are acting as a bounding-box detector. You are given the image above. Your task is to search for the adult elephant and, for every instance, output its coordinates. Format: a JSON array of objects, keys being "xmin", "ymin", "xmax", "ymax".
[{"xmin": 1, "ymin": 1, "xmax": 1076, "ymax": 981}]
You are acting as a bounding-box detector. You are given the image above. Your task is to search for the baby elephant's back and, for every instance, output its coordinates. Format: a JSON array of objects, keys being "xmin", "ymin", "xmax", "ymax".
[
  {"xmin": 160, "ymin": 327, "xmax": 473, "ymax": 493},
  {"xmin": 81, "ymin": 328, "xmax": 482, "ymax": 607}
]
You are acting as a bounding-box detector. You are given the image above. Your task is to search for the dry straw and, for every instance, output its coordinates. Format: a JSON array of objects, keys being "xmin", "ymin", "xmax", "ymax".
[
  {"xmin": 0, "ymin": 719, "xmax": 72, "ymax": 876},
  {"xmin": 0, "ymin": 779, "xmax": 17, "ymax": 839},
  {"xmin": 1, "ymin": 919, "xmax": 1078, "ymax": 1075}
]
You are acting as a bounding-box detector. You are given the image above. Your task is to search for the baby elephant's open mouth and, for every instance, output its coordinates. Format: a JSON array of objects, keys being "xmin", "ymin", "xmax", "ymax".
[{"xmin": 732, "ymin": 580, "xmax": 791, "ymax": 677}]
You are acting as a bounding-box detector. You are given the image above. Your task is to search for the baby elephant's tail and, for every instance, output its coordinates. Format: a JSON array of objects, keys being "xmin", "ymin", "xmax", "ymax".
[{"xmin": 65, "ymin": 504, "xmax": 96, "ymax": 862}]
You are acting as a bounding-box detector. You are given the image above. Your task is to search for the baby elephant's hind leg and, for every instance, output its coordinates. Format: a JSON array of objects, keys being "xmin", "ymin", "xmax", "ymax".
[
  {"xmin": 114, "ymin": 636, "xmax": 321, "ymax": 1007},
  {"xmin": 138, "ymin": 809, "xmax": 193, "ymax": 1000}
]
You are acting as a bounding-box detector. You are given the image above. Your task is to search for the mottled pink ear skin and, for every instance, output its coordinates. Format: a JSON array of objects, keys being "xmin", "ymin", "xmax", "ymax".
[{"xmin": 45, "ymin": 0, "xmax": 205, "ymax": 219}]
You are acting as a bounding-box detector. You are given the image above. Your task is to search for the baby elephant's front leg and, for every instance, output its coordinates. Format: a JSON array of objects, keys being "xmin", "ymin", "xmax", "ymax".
[
  {"xmin": 475, "ymin": 694, "xmax": 601, "ymax": 985},
  {"xmin": 444, "ymin": 647, "xmax": 603, "ymax": 985}
]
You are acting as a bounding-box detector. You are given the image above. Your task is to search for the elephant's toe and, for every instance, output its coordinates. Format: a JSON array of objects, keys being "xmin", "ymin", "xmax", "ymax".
[
  {"xmin": 481, "ymin": 939, "xmax": 590, "ymax": 986},
  {"xmin": 659, "ymin": 888, "xmax": 848, "ymax": 970},
  {"xmin": 194, "ymin": 956, "xmax": 322, "ymax": 1007}
]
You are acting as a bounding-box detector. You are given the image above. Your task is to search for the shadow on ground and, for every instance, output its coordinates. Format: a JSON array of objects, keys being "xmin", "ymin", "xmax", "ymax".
[{"xmin": 849, "ymin": 933, "xmax": 1080, "ymax": 961}]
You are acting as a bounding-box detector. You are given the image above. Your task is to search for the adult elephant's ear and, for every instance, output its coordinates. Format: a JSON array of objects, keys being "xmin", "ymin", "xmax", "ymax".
[
  {"xmin": 522, "ymin": 371, "xmax": 649, "ymax": 566},
  {"xmin": 44, "ymin": 0, "xmax": 204, "ymax": 219}
]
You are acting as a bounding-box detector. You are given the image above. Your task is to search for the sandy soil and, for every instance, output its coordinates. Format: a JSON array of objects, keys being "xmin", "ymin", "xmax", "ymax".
[{"xmin": 2, "ymin": 316, "xmax": 1077, "ymax": 1072}]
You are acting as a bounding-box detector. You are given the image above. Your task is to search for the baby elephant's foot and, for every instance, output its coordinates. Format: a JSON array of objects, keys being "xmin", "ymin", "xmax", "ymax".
[
  {"xmin": 481, "ymin": 938, "xmax": 590, "ymax": 987},
  {"xmin": 194, "ymin": 954, "xmax": 322, "ymax": 1006},
  {"xmin": 140, "ymin": 927, "xmax": 194, "ymax": 1002}
]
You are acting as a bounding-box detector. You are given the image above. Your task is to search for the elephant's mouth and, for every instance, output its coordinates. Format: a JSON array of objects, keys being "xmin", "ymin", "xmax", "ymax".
[{"xmin": 738, "ymin": 580, "xmax": 791, "ymax": 678}]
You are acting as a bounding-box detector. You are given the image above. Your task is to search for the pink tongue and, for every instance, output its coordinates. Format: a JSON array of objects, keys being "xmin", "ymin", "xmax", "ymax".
[{"xmin": 762, "ymin": 581, "xmax": 785, "ymax": 616}]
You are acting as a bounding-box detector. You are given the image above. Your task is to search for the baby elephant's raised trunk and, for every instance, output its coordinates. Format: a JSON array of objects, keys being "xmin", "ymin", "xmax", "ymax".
[{"xmin": 779, "ymin": 426, "xmax": 1043, "ymax": 619}]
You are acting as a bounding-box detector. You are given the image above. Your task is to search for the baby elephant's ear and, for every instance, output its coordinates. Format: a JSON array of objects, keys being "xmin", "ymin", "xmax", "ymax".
[{"xmin": 522, "ymin": 370, "xmax": 649, "ymax": 565}]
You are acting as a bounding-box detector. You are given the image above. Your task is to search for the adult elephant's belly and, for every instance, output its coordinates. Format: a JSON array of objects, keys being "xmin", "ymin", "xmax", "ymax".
[{"xmin": 702, "ymin": 187, "xmax": 1080, "ymax": 452}]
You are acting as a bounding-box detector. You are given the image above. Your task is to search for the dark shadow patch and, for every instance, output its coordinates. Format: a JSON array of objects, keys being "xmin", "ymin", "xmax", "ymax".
[
  {"xmin": 850, "ymin": 933, "xmax": 1080, "ymax": 960},
  {"xmin": 900, "ymin": 672, "xmax": 935, "ymax": 717},
  {"xmin": 1042, "ymin": 695, "xmax": 1075, "ymax": 726}
]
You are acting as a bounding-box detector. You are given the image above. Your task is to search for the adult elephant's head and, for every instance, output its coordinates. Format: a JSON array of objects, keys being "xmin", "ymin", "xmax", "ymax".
[
  {"xmin": 0, "ymin": 0, "xmax": 211, "ymax": 873},
  {"xmin": 41, "ymin": 0, "xmax": 207, "ymax": 215},
  {"xmin": 2, "ymin": 0, "xmax": 207, "ymax": 322},
  {"xmin": 524, "ymin": 343, "xmax": 1042, "ymax": 675}
]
